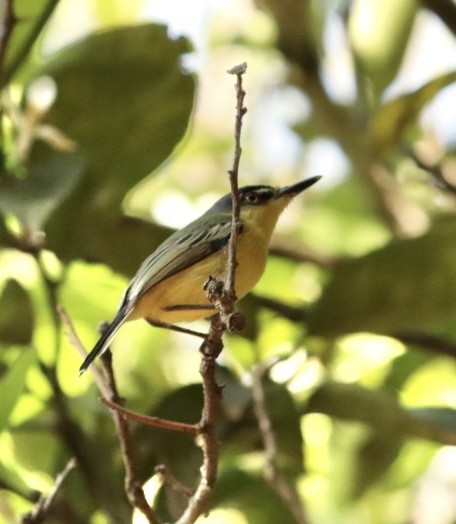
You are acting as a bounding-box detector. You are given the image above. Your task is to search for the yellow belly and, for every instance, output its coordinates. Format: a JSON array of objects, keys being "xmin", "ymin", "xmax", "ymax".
[{"xmin": 129, "ymin": 224, "xmax": 269, "ymax": 324}]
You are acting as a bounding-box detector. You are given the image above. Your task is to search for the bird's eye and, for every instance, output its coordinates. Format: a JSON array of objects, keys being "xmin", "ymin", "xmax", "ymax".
[{"xmin": 245, "ymin": 192, "xmax": 259, "ymax": 204}]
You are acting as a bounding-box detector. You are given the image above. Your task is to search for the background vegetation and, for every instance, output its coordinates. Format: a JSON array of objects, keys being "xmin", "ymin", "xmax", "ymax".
[{"xmin": 1, "ymin": 0, "xmax": 456, "ymax": 522}]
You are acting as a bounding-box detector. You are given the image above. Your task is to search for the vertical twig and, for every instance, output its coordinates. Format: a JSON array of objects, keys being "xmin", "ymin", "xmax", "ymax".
[
  {"xmin": 252, "ymin": 366, "xmax": 310, "ymax": 524},
  {"xmin": 225, "ymin": 62, "xmax": 247, "ymax": 298},
  {"xmin": 176, "ymin": 321, "xmax": 224, "ymax": 524},
  {"xmin": 176, "ymin": 62, "xmax": 249, "ymax": 524}
]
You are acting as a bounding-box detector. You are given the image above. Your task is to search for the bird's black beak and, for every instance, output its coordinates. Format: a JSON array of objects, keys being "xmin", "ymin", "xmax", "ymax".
[{"xmin": 276, "ymin": 176, "xmax": 321, "ymax": 198}]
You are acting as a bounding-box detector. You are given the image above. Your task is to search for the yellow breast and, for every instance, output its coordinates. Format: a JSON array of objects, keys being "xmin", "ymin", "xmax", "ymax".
[
  {"xmin": 130, "ymin": 221, "xmax": 269, "ymax": 324},
  {"xmin": 130, "ymin": 195, "xmax": 291, "ymax": 324}
]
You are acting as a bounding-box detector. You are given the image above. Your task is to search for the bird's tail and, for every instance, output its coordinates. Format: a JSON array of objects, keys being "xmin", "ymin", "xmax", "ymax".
[{"xmin": 79, "ymin": 308, "xmax": 127, "ymax": 375}]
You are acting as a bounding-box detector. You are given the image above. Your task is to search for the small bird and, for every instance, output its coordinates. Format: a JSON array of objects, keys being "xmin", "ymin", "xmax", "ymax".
[{"xmin": 79, "ymin": 176, "xmax": 320, "ymax": 374}]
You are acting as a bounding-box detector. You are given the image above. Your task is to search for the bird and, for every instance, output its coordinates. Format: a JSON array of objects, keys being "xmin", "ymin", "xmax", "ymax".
[{"xmin": 79, "ymin": 176, "xmax": 321, "ymax": 374}]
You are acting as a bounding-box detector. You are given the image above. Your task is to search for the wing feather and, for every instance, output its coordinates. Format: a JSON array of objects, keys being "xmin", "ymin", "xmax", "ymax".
[{"xmin": 126, "ymin": 214, "xmax": 235, "ymax": 302}]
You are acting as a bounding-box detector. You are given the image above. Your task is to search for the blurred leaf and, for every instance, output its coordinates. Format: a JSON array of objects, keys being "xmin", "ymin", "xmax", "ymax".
[
  {"xmin": 0, "ymin": 152, "xmax": 84, "ymax": 231},
  {"xmin": 307, "ymin": 382, "xmax": 404, "ymax": 431},
  {"xmin": 10, "ymin": 426, "xmax": 60, "ymax": 474},
  {"xmin": 353, "ymin": 432, "xmax": 404, "ymax": 498},
  {"xmin": 349, "ymin": 0, "xmax": 417, "ymax": 94},
  {"xmin": 0, "ymin": 0, "xmax": 59, "ymax": 87},
  {"xmin": 0, "ymin": 348, "xmax": 35, "ymax": 431},
  {"xmin": 370, "ymin": 71, "xmax": 456, "ymax": 147},
  {"xmin": 308, "ymin": 219, "xmax": 456, "ymax": 337},
  {"xmin": 0, "ymin": 279, "xmax": 34, "ymax": 344},
  {"xmin": 215, "ymin": 468, "xmax": 297, "ymax": 524},
  {"xmin": 28, "ymin": 23, "xmax": 194, "ymax": 274},
  {"xmin": 306, "ymin": 382, "xmax": 456, "ymax": 447}
]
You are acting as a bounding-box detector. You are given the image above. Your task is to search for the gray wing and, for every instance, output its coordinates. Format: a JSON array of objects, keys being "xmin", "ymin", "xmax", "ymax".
[{"xmin": 126, "ymin": 213, "xmax": 236, "ymax": 302}]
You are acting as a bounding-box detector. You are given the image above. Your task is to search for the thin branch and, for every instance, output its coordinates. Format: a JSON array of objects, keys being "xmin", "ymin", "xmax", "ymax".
[
  {"xmin": 100, "ymin": 397, "xmax": 199, "ymax": 434},
  {"xmin": 155, "ymin": 465, "xmax": 194, "ymax": 499},
  {"xmin": 176, "ymin": 62, "xmax": 248, "ymax": 524},
  {"xmin": 147, "ymin": 319, "xmax": 207, "ymax": 339},
  {"xmin": 59, "ymin": 307, "xmax": 160, "ymax": 523},
  {"xmin": 34, "ymin": 259, "xmax": 119, "ymax": 518},
  {"xmin": 100, "ymin": 350, "xmax": 161, "ymax": 524},
  {"xmin": 225, "ymin": 62, "xmax": 247, "ymax": 299},
  {"xmin": 57, "ymin": 305, "xmax": 109, "ymax": 397},
  {"xmin": 175, "ymin": 318, "xmax": 224, "ymax": 524},
  {"xmin": 0, "ymin": 0, "xmax": 60, "ymax": 88},
  {"xmin": 0, "ymin": 0, "xmax": 16, "ymax": 78},
  {"xmin": 21, "ymin": 458, "xmax": 77, "ymax": 524},
  {"xmin": 252, "ymin": 366, "xmax": 309, "ymax": 524},
  {"xmin": 408, "ymin": 148, "xmax": 456, "ymax": 197}
]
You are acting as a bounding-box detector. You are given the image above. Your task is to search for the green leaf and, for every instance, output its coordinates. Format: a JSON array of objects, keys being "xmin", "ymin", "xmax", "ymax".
[
  {"xmin": 349, "ymin": 0, "xmax": 418, "ymax": 94},
  {"xmin": 306, "ymin": 382, "xmax": 404, "ymax": 432},
  {"xmin": 0, "ymin": 348, "xmax": 35, "ymax": 431},
  {"xmin": 353, "ymin": 432, "xmax": 404, "ymax": 498},
  {"xmin": 29, "ymin": 23, "xmax": 194, "ymax": 275},
  {"xmin": 370, "ymin": 71, "xmax": 456, "ymax": 147},
  {"xmin": 215, "ymin": 469, "xmax": 298, "ymax": 524},
  {"xmin": 0, "ymin": 279, "xmax": 34, "ymax": 344},
  {"xmin": 0, "ymin": 152, "xmax": 84, "ymax": 231},
  {"xmin": 306, "ymin": 382, "xmax": 456, "ymax": 446},
  {"xmin": 34, "ymin": 24, "xmax": 194, "ymax": 202},
  {"xmin": 308, "ymin": 219, "xmax": 456, "ymax": 337}
]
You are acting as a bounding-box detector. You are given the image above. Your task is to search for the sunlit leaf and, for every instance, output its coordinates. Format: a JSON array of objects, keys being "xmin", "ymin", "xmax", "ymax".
[
  {"xmin": 370, "ymin": 71, "xmax": 456, "ymax": 147},
  {"xmin": 349, "ymin": 0, "xmax": 417, "ymax": 94},
  {"xmin": 308, "ymin": 219, "xmax": 456, "ymax": 336},
  {"xmin": 0, "ymin": 348, "xmax": 35, "ymax": 431},
  {"xmin": 383, "ymin": 348, "xmax": 432, "ymax": 390}
]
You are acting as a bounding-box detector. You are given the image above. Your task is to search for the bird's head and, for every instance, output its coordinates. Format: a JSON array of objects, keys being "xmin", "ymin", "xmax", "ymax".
[{"xmin": 209, "ymin": 175, "xmax": 321, "ymax": 235}]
